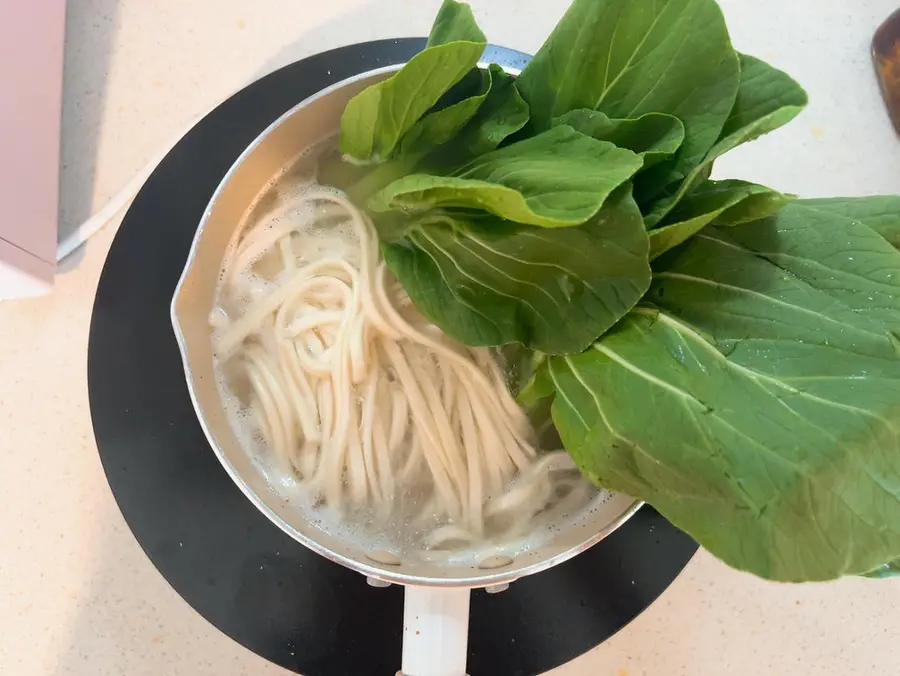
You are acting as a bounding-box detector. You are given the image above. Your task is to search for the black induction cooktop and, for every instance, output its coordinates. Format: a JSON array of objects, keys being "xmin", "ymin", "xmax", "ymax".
[{"xmin": 87, "ymin": 38, "xmax": 698, "ymax": 676}]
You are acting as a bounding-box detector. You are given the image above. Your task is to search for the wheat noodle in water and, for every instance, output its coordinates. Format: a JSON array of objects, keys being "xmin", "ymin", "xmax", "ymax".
[{"xmin": 211, "ymin": 180, "xmax": 590, "ymax": 550}]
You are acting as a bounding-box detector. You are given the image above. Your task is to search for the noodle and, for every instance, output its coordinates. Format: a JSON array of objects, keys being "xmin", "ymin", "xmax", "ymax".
[{"xmin": 211, "ymin": 180, "xmax": 590, "ymax": 549}]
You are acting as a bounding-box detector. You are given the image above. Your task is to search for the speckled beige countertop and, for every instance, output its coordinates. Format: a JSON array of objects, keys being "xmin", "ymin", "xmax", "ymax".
[{"xmin": 3, "ymin": 1, "xmax": 900, "ymax": 674}]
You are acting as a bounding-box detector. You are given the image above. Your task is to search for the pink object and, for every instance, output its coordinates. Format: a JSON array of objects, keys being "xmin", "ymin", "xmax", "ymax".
[{"xmin": 0, "ymin": 0, "xmax": 66, "ymax": 299}]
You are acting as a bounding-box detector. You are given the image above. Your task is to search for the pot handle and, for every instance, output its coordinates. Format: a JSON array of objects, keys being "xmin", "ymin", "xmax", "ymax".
[{"xmin": 400, "ymin": 586, "xmax": 471, "ymax": 676}]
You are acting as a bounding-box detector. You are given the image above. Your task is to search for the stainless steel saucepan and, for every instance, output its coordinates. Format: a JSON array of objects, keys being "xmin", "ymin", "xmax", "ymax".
[{"xmin": 171, "ymin": 62, "xmax": 640, "ymax": 676}]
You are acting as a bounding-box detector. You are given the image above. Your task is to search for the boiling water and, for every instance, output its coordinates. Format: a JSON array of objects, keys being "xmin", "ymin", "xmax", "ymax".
[{"xmin": 209, "ymin": 145, "xmax": 607, "ymax": 564}]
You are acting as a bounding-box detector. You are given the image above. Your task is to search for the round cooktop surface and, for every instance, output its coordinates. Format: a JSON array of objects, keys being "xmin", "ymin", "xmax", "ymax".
[{"xmin": 87, "ymin": 38, "xmax": 698, "ymax": 676}]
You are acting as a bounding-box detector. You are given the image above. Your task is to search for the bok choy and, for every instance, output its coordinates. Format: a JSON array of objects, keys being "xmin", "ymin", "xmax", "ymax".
[{"xmin": 325, "ymin": 0, "xmax": 900, "ymax": 582}]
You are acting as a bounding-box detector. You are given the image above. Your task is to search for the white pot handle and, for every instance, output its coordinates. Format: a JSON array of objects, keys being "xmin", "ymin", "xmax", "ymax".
[{"xmin": 400, "ymin": 586, "xmax": 471, "ymax": 676}]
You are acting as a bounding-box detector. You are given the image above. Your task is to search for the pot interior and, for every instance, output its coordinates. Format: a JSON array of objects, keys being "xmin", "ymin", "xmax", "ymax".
[{"xmin": 171, "ymin": 66, "xmax": 641, "ymax": 587}]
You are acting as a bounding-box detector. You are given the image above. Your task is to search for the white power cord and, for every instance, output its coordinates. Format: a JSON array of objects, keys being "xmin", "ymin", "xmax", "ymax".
[
  {"xmin": 55, "ymin": 55, "xmax": 408, "ymax": 263},
  {"xmin": 55, "ymin": 105, "xmax": 217, "ymax": 262}
]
